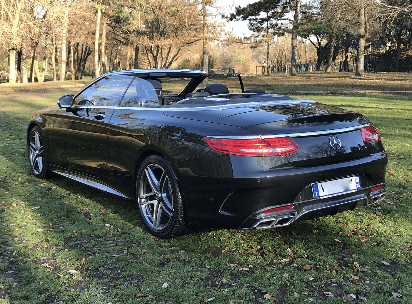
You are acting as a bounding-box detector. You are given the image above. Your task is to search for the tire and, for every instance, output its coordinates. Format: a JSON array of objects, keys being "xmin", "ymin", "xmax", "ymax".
[
  {"xmin": 136, "ymin": 155, "xmax": 187, "ymax": 238},
  {"xmin": 28, "ymin": 126, "xmax": 50, "ymax": 179}
]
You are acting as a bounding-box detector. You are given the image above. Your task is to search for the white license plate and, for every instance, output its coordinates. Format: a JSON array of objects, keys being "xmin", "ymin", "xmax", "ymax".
[{"xmin": 312, "ymin": 176, "xmax": 360, "ymax": 198}]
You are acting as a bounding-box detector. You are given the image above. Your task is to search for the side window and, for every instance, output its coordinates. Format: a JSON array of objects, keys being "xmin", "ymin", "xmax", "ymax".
[
  {"xmin": 120, "ymin": 77, "xmax": 159, "ymax": 107},
  {"xmin": 73, "ymin": 75, "xmax": 134, "ymax": 107}
]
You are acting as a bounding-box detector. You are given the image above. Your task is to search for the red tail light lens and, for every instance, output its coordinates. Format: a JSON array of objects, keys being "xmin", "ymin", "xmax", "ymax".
[
  {"xmin": 205, "ymin": 137, "xmax": 299, "ymax": 156},
  {"xmin": 361, "ymin": 126, "xmax": 381, "ymax": 142}
]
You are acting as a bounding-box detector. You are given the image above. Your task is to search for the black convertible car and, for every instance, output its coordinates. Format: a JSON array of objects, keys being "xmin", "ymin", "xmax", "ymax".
[{"xmin": 27, "ymin": 69, "xmax": 387, "ymax": 238}]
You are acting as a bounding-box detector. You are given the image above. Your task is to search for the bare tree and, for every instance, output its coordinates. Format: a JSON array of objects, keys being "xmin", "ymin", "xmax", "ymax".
[
  {"xmin": 139, "ymin": 0, "xmax": 203, "ymax": 68},
  {"xmin": 355, "ymin": 0, "xmax": 366, "ymax": 76},
  {"xmin": 60, "ymin": 2, "xmax": 69, "ymax": 81},
  {"xmin": 94, "ymin": 6, "xmax": 101, "ymax": 77},
  {"xmin": 290, "ymin": 0, "xmax": 301, "ymax": 76},
  {"xmin": 0, "ymin": 0, "xmax": 28, "ymax": 83}
]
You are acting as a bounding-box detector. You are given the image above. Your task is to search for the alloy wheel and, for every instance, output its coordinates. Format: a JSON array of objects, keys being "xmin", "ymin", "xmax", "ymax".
[
  {"xmin": 29, "ymin": 128, "xmax": 45, "ymax": 176},
  {"xmin": 138, "ymin": 163, "xmax": 174, "ymax": 231}
]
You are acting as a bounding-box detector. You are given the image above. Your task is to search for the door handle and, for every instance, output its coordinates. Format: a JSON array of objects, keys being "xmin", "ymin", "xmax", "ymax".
[{"xmin": 94, "ymin": 113, "xmax": 106, "ymax": 120}]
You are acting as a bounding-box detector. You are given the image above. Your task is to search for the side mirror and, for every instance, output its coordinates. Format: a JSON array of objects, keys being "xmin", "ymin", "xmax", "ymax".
[{"xmin": 58, "ymin": 94, "xmax": 73, "ymax": 109}]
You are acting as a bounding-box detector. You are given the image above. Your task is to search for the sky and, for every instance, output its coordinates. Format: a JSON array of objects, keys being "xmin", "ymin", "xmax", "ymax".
[{"xmin": 215, "ymin": 0, "xmax": 255, "ymax": 37}]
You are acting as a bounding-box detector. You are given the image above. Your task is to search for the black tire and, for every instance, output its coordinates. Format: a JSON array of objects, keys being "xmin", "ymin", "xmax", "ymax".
[
  {"xmin": 136, "ymin": 155, "xmax": 187, "ymax": 238},
  {"xmin": 28, "ymin": 126, "xmax": 50, "ymax": 179}
]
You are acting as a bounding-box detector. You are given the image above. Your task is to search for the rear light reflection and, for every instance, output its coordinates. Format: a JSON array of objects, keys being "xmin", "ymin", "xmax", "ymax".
[
  {"xmin": 262, "ymin": 205, "xmax": 294, "ymax": 214},
  {"xmin": 361, "ymin": 126, "xmax": 381, "ymax": 142},
  {"xmin": 205, "ymin": 137, "xmax": 299, "ymax": 156},
  {"xmin": 371, "ymin": 185, "xmax": 384, "ymax": 192}
]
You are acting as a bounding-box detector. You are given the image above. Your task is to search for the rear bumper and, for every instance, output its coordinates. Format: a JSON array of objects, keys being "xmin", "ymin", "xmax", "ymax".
[
  {"xmin": 179, "ymin": 152, "xmax": 387, "ymax": 228},
  {"xmin": 240, "ymin": 185, "xmax": 385, "ymax": 229}
]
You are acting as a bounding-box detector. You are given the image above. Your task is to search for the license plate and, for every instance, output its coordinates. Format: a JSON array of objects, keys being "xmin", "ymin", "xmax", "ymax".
[{"xmin": 312, "ymin": 176, "xmax": 360, "ymax": 198}]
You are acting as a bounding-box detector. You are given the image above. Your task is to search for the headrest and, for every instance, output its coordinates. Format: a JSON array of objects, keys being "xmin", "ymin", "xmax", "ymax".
[{"xmin": 205, "ymin": 83, "xmax": 229, "ymax": 95}]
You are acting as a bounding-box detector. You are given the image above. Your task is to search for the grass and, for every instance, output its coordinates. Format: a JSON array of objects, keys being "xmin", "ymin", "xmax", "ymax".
[{"xmin": 0, "ymin": 78, "xmax": 411, "ymax": 303}]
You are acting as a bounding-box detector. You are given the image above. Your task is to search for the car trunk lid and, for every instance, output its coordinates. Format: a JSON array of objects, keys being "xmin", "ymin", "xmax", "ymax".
[{"xmin": 166, "ymin": 100, "xmax": 379, "ymax": 166}]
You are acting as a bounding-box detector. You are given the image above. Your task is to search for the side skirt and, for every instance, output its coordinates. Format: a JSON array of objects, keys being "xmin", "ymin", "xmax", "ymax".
[{"xmin": 53, "ymin": 169, "xmax": 129, "ymax": 199}]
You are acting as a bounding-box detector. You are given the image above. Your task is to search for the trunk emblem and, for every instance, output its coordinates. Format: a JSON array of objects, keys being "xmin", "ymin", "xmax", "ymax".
[{"xmin": 329, "ymin": 135, "xmax": 342, "ymax": 150}]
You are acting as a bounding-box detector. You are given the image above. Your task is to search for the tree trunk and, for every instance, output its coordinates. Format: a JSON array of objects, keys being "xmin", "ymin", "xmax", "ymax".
[
  {"xmin": 395, "ymin": 32, "xmax": 402, "ymax": 72},
  {"xmin": 202, "ymin": 0, "xmax": 208, "ymax": 74},
  {"xmin": 94, "ymin": 8, "xmax": 101, "ymax": 77},
  {"xmin": 355, "ymin": 0, "xmax": 365, "ymax": 77},
  {"xmin": 134, "ymin": 44, "xmax": 140, "ymax": 69},
  {"xmin": 60, "ymin": 6, "xmax": 69, "ymax": 81},
  {"xmin": 33, "ymin": 59, "xmax": 43, "ymax": 83},
  {"xmin": 52, "ymin": 36, "xmax": 57, "ymax": 81},
  {"xmin": 8, "ymin": 49, "xmax": 17, "ymax": 83},
  {"xmin": 101, "ymin": 17, "xmax": 107, "ymax": 73},
  {"xmin": 265, "ymin": 17, "xmax": 270, "ymax": 75},
  {"xmin": 21, "ymin": 47, "xmax": 28, "ymax": 83},
  {"xmin": 17, "ymin": 49, "xmax": 22, "ymax": 82},
  {"xmin": 315, "ymin": 46, "xmax": 322, "ymax": 71},
  {"xmin": 70, "ymin": 43, "xmax": 75, "ymax": 80},
  {"xmin": 126, "ymin": 47, "xmax": 131, "ymax": 69},
  {"xmin": 30, "ymin": 47, "xmax": 36, "ymax": 82},
  {"xmin": 290, "ymin": 0, "xmax": 301, "ymax": 76},
  {"xmin": 325, "ymin": 37, "xmax": 335, "ymax": 73}
]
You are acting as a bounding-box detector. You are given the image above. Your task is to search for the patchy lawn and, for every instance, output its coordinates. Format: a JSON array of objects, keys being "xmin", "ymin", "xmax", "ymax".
[{"xmin": 0, "ymin": 74, "xmax": 411, "ymax": 303}]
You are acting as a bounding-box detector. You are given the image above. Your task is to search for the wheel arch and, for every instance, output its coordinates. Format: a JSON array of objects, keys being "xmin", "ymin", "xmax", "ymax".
[
  {"xmin": 133, "ymin": 147, "xmax": 181, "ymax": 183},
  {"xmin": 27, "ymin": 123, "xmax": 48, "ymax": 155},
  {"xmin": 135, "ymin": 151, "xmax": 189, "ymax": 238}
]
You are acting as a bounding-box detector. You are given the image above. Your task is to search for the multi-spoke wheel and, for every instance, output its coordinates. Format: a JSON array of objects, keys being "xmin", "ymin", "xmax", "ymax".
[
  {"xmin": 28, "ymin": 126, "xmax": 49, "ymax": 178},
  {"xmin": 137, "ymin": 155, "xmax": 186, "ymax": 238}
]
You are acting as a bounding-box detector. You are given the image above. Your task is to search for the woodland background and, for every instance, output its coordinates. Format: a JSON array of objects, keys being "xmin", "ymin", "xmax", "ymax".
[{"xmin": 1, "ymin": 0, "xmax": 412, "ymax": 84}]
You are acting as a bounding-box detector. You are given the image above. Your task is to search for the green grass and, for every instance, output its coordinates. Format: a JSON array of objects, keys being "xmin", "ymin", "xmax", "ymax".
[{"xmin": 0, "ymin": 81, "xmax": 411, "ymax": 303}]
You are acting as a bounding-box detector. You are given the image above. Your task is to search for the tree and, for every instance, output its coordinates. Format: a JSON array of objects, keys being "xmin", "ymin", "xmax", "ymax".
[
  {"xmin": 379, "ymin": 0, "xmax": 412, "ymax": 71},
  {"xmin": 138, "ymin": 0, "xmax": 203, "ymax": 68},
  {"xmin": 0, "ymin": 0, "xmax": 29, "ymax": 83},
  {"xmin": 298, "ymin": 0, "xmax": 379, "ymax": 75},
  {"xmin": 60, "ymin": 2, "xmax": 69, "ymax": 81},
  {"xmin": 229, "ymin": 0, "xmax": 289, "ymax": 75},
  {"xmin": 355, "ymin": 0, "xmax": 366, "ymax": 76},
  {"xmin": 290, "ymin": 0, "xmax": 301, "ymax": 76},
  {"xmin": 202, "ymin": 0, "xmax": 214, "ymax": 74}
]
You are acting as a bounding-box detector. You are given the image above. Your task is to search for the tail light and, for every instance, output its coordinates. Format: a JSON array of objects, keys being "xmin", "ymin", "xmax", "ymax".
[
  {"xmin": 371, "ymin": 185, "xmax": 384, "ymax": 192},
  {"xmin": 205, "ymin": 137, "xmax": 299, "ymax": 156},
  {"xmin": 361, "ymin": 126, "xmax": 381, "ymax": 142},
  {"xmin": 262, "ymin": 205, "xmax": 294, "ymax": 214}
]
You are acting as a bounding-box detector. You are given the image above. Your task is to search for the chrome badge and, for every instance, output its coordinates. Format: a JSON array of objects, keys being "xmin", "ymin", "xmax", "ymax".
[{"xmin": 329, "ymin": 135, "xmax": 342, "ymax": 150}]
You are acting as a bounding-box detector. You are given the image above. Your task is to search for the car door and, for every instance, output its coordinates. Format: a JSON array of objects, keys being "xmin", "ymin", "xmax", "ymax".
[
  {"xmin": 50, "ymin": 75, "xmax": 135, "ymax": 177},
  {"xmin": 104, "ymin": 77, "xmax": 161, "ymax": 197}
]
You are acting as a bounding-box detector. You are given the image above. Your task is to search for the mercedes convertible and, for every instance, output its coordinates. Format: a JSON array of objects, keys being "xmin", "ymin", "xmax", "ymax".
[{"xmin": 27, "ymin": 69, "xmax": 387, "ymax": 238}]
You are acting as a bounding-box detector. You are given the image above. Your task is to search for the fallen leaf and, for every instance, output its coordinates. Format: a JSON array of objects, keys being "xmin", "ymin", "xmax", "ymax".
[{"xmin": 263, "ymin": 294, "xmax": 278, "ymax": 301}]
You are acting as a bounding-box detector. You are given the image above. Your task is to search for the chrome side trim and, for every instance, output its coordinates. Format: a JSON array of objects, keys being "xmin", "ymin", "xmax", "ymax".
[
  {"xmin": 53, "ymin": 170, "xmax": 128, "ymax": 199},
  {"xmin": 207, "ymin": 125, "xmax": 369, "ymax": 139}
]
